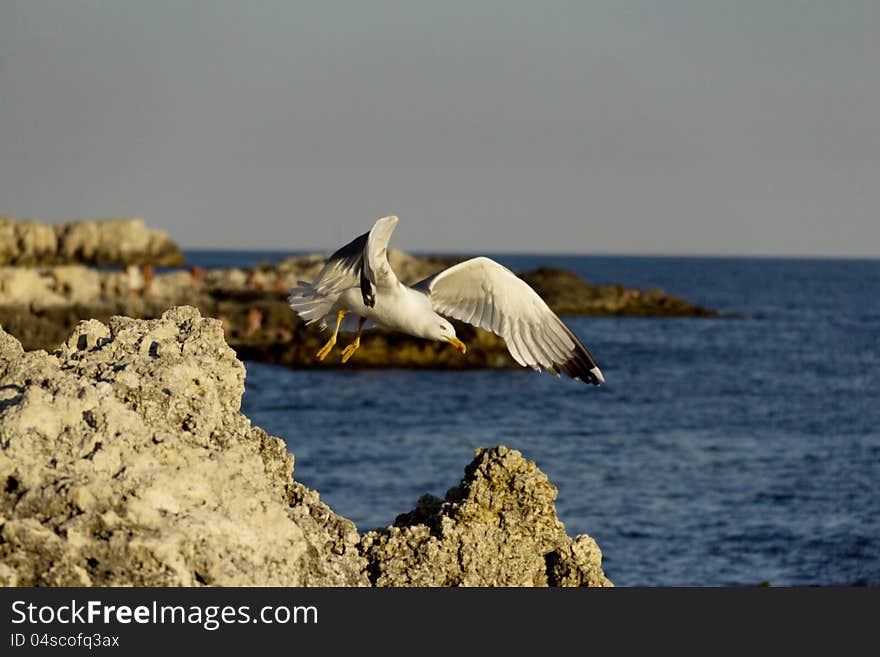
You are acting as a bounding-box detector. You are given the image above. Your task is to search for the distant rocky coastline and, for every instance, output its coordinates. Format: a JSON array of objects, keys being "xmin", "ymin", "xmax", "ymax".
[
  {"xmin": 0, "ymin": 307, "xmax": 611, "ymax": 586},
  {"xmin": 0, "ymin": 225, "xmax": 717, "ymax": 369},
  {"xmin": 0, "ymin": 217, "xmax": 183, "ymax": 266}
]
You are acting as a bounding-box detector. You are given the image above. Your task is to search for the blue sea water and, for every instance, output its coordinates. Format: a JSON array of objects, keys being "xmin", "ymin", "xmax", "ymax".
[{"xmin": 187, "ymin": 251, "xmax": 880, "ymax": 586}]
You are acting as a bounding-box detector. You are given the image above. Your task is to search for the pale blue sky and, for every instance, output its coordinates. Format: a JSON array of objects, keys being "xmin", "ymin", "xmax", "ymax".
[{"xmin": 1, "ymin": 1, "xmax": 877, "ymax": 255}]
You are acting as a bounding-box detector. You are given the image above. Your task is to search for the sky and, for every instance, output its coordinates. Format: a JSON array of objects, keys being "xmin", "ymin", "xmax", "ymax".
[{"xmin": 1, "ymin": 1, "xmax": 878, "ymax": 256}]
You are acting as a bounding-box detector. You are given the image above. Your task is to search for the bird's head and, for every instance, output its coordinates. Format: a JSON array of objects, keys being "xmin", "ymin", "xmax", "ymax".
[{"xmin": 434, "ymin": 318, "xmax": 466, "ymax": 354}]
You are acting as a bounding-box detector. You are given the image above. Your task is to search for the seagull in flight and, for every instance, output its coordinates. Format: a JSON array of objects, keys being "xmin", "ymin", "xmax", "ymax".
[{"xmin": 289, "ymin": 216, "xmax": 604, "ymax": 385}]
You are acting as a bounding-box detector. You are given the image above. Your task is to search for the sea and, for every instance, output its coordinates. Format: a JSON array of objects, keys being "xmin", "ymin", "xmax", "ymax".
[{"xmin": 187, "ymin": 251, "xmax": 880, "ymax": 586}]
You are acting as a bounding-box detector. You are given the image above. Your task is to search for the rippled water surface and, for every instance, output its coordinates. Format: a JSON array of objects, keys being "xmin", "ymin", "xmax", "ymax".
[{"xmin": 191, "ymin": 252, "xmax": 880, "ymax": 586}]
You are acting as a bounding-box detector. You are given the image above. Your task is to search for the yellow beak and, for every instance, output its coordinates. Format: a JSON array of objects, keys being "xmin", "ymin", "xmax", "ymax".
[{"xmin": 446, "ymin": 337, "xmax": 467, "ymax": 354}]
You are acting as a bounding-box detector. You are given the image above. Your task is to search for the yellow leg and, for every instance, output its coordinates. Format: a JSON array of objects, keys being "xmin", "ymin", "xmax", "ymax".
[
  {"xmin": 340, "ymin": 317, "xmax": 366, "ymax": 363},
  {"xmin": 340, "ymin": 336, "xmax": 360, "ymax": 363},
  {"xmin": 316, "ymin": 310, "xmax": 347, "ymax": 361}
]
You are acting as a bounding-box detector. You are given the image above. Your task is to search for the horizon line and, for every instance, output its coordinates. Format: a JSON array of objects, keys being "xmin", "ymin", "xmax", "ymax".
[{"xmin": 180, "ymin": 246, "xmax": 880, "ymax": 261}]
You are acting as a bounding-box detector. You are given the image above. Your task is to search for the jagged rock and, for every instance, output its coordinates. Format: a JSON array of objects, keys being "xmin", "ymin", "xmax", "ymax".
[
  {"xmin": 0, "ymin": 306, "xmax": 367, "ymax": 586},
  {"xmin": 0, "ymin": 308, "xmax": 614, "ymax": 587},
  {"xmin": 545, "ymin": 534, "xmax": 611, "ymax": 587},
  {"xmin": 360, "ymin": 446, "xmax": 613, "ymax": 587}
]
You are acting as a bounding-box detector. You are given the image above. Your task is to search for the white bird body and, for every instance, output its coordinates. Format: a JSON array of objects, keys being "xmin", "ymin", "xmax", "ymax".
[
  {"xmin": 289, "ymin": 215, "xmax": 605, "ymax": 385},
  {"xmin": 334, "ymin": 283, "xmax": 441, "ymax": 340}
]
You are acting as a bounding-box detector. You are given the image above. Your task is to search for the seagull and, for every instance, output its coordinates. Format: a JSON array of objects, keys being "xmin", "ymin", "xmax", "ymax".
[{"xmin": 288, "ymin": 216, "xmax": 605, "ymax": 385}]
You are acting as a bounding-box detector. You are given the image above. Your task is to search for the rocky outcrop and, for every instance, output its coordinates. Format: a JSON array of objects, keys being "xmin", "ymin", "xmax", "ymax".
[
  {"xmin": 361, "ymin": 446, "xmax": 612, "ymax": 587},
  {"xmin": 0, "ymin": 217, "xmax": 183, "ymax": 266},
  {"xmin": 0, "ymin": 308, "xmax": 612, "ymax": 587},
  {"xmin": 0, "ymin": 306, "xmax": 366, "ymax": 586},
  {"xmin": 520, "ymin": 267, "xmax": 717, "ymax": 317}
]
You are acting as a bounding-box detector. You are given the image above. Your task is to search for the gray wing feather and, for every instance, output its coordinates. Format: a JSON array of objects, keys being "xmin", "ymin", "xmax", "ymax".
[
  {"xmin": 310, "ymin": 231, "xmax": 370, "ymax": 299},
  {"xmin": 309, "ymin": 216, "xmax": 399, "ymax": 307}
]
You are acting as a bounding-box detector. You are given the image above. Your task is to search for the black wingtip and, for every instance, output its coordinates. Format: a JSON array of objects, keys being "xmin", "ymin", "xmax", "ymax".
[
  {"xmin": 359, "ymin": 263, "xmax": 376, "ymax": 307},
  {"xmin": 557, "ymin": 355, "xmax": 603, "ymax": 385},
  {"xmin": 556, "ymin": 327, "xmax": 604, "ymax": 386}
]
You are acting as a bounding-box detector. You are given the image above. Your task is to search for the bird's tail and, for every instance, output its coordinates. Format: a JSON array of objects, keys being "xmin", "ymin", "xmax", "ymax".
[{"xmin": 288, "ymin": 281, "xmax": 337, "ymax": 329}]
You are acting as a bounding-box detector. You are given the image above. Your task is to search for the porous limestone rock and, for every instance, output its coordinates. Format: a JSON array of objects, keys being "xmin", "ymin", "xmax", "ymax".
[
  {"xmin": 360, "ymin": 445, "xmax": 613, "ymax": 587},
  {"xmin": 0, "ymin": 306, "xmax": 366, "ymax": 586}
]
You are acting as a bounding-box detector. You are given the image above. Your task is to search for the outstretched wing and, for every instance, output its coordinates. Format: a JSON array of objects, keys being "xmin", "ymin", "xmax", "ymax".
[
  {"xmin": 415, "ymin": 257, "xmax": 605, "ymax": 385},
  {"xmin": 308, "ymin": 215, "xmax": 399, "ymax": 308}
]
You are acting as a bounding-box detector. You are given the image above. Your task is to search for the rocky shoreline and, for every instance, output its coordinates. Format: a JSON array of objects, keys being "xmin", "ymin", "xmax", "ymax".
[
  {"xmin": 0, "ymin": 307, "xmax": 611, "ymax": 586},
  {"xmin": 0, "ymin": 247, "xmax": 717, "ymax": 370},
  {"xmin": 1, "ymin": 217, "xmax": 183, "ymax": 266}
]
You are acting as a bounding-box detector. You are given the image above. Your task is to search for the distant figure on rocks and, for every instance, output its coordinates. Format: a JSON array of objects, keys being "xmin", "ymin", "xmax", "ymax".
[
  {"xmin": 125, "ymin": 264, "xmax": 144, "ymax": 297},
  {"xmin": 246, "ymin": 307, "xmax": 264, "ymax": 336},
  {"xmin": 142, "ymin": 264, "xmax": 155, "ymax": 298},
  {"xmin": 246, "ymin": 270, "xmax": 262, "ymax": 291},
  {"xmin": 217, "ymin": 312, "xmax": 231, "ymax": 336},
  {"xmin": 272, "ymin": 273, "xmax": 288, "ymax": 294},
  {"xmin": 276, "ymin": 326, "xmax": 293, "ymax": 343},
  {"xmin": 189, "ymin": 266, "xmax": 206, "ymax": 288}
]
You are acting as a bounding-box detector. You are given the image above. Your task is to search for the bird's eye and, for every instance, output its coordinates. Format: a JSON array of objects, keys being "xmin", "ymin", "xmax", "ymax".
[{"xmin": 439, "ymin": 324, "xmax": 446, "ymax": 332}]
